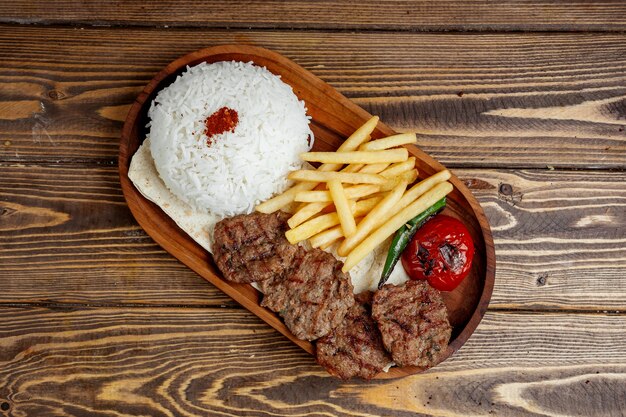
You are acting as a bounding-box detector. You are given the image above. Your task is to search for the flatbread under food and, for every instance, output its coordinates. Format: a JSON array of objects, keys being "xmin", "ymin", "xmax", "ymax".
[{"xmin": 128, "ymin": 139, "xmax": 218, "ymax": 252}]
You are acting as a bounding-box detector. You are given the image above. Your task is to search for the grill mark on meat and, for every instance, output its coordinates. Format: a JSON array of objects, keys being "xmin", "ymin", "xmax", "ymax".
[
  {"xmin": 372, "ymin": 280, "xmax": 451, "ymax": 368},
  {"xmin": 311, "ymin": 253, "xmax": 329, "ymax": 332},
  {"xmin": 227, "ymin": 217, "xmax": 247, "ymax": 249},
  {"xmin": 252, "ymin": 211, "xmax": 272, "ymax": 243},
  {"xmin": 344, "ymin": 315, "xmax": 380, "ymax": 373},
  {"xmin": 316, "ymin": 298, "xmax": 391, "ymax": 380},
  {"xmin": 212, "ymin": 211, "xmax": 297, "ymax": 284},
  {"xmin": 391, "ymin": 317, "xmax": 415, "ymax": 335},
  {"xmin": 244, "ymin": 242, "xmax": 271, "ymax": 278},
  {"xmin": 261, "ymin": 248, "xmax": 354, "ymax": 341},
  {"xmin": 289, "ymin": 248, "xmax": 307, "ymax": 284}
]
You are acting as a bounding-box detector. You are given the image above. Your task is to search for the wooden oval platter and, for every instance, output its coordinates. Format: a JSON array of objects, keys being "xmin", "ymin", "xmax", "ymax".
[{"xmin": 119, "ymin": 45, "xmax": 495, "ymax": 379}]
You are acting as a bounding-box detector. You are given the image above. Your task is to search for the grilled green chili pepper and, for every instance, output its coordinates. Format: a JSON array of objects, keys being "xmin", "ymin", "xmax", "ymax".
[{"xmin": 378, "ymin": 197, "xmax": 447, "ymax": 289}]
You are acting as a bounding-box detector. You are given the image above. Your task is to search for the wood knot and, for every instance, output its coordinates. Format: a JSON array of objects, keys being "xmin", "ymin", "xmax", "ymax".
[
  {"xmin": 536, "ymin": 274, "xmax": 548, "ymax": 286},
  {"xmin": 48, "ymin": 89, "xmax": 66, "ymax": 100},
  {"xmin": 497, "ymin": 182, "xmax": 523, "ymax": 206},
  {"xmin": 499, "ymin": 183, "xmax": 513, "ymax": 196},
  {"xmin": 0, "ymin": 206, "xmax": 16, "ymax": 216},
  {"xmin": 0, "ymin": 202, "xmax": 70, "ymax": 230}
]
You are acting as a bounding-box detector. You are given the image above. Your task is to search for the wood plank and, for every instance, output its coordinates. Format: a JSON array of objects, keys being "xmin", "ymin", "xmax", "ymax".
[
  {"xmin": 1, "ymin": 0, "xmax": 626, "ymax": 31},
  {"xmin": 0, "ymin": 306, "xmax": 625, "ymax": 416},
  {"xmin": 458, "ymin": 168, "xmax": 626, "ymax": 311},
  {"xmin": 1, "ymin": 164, "xmax": 624, "ymax": 310},
  {"xmin": 0, "ymin": 26, "xmax": 624, "ymax": 168},
  {"xmin": 0, "ymin": 163, "xmax": 235, "ymax": 307}
]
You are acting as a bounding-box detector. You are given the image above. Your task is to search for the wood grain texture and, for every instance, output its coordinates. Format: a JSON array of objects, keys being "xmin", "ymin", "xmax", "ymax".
[
  {"xmin": 2, "ymin": 164, "xmax": 624, "ymax": 310},
  {"xmin": 458, "ymin": 168, "xmax": 626, "ymax": 311},
  {"xmin": 0, "ymin": 26, "xmax": 624, "ymax": 168},
  {"xmin": 0, "ymin": 3, "xmax": 623, "ymax": 414},
  {"xmin": 1, "ymin": 0, "xmax": 626, "ymax": 31},
  {"xmin": 1, "ymin": 306, "xmax": 626, "ymax": 417},
  {"xmin": 0, "ymin": 163, "xmax": 235, "ymax": 307}
]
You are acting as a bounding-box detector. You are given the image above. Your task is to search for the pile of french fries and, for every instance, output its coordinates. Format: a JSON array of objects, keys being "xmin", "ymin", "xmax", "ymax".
[{"xmin": 256, "ymin": 116, "xmax": 453, "ymax": 272}]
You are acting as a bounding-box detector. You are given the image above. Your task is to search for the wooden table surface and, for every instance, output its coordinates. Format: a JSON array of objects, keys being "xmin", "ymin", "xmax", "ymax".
[{"xmin": 1, "ymin": 2, "xmax": 625, "ymax": 416}]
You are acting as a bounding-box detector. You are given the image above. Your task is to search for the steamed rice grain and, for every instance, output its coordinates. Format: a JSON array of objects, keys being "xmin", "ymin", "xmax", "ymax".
[{"xmin": 148, "ymin": 61, "xmax": 313, "ymax": 217}]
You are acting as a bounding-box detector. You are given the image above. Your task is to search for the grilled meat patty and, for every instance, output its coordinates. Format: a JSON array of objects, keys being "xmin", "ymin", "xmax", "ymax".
[
  {"xmin": 212, "ymin": 211, "xmax": 298, "ymax": 283},
  {"xmin": 316, "ymin": 292, "xmax": 391, "ymax": 380},
  {"xmin": 372, "ymin": 280, "xmax": 451, "ymax": 368},
  {"xmin": 261, "ymin": 247, "xmax": 354, "ymax": 341}
]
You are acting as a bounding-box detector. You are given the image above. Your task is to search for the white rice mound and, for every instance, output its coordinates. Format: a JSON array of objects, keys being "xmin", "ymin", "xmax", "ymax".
[{"xmin": 148, "ymin": 61, "xmax": 313, "ymax": 217}]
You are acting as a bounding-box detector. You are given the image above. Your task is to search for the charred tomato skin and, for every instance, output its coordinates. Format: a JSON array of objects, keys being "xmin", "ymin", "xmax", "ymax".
[{"xmin": 401, "ymin": 215, "xmax": 474, "ymax": 291}]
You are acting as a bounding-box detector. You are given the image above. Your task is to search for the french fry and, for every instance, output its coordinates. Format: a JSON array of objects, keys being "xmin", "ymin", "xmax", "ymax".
[
  {"xmin": 288, "ymin": 195, "xmax": 383, "ymax": 246},
  {"xmin": 287, "ymin": 199, "xmax": 359, "ymax": 244},
  {"xmin": 342, "ymin": 164, "xmax": 365, "ymax": 173},
  {"xmin": 359, "ymin": 191, "xmax": 389, "ymax": 202},
  {"xmin": 316, "ymin": 195, "xmax": 380, "ymax": 217},
  {"xmin": 328, "ymin": 180, "xmax": 357, "ymax": 238},
  {"xmin": 337, "ymin": 180, "xmax": 408, "ymax": 257},
  {"xmin": 359, "ymin": 133, "xmax": 417, "ymax": 151},
  {"xmin": 255, "ymin": 117, "xmax": 378, "ymax": 213},
  {"xmin": 345, "ymin": 184, "xmax": 381, "ymax": 202},
  {"xmin": 295, "ymin": 184, "xmax": 380, "ymax": 203},
  {"xmin": 342, "ymin": 181, "xmax": 454, "ymax": 272},
  {"xmin": 315, "ymin": 118, "xmax": 378, "ymax": 172},
  {"xmin": 323, "ymin": 200, "xmax": 358, "ymax": 214},
  {"xmin": 310, "ymin": 225, "xmax": 344, "ymax": 248},
  {"xmin": 396, "ymin": 169, "xmax": 451, "ymax": 211},
  {"xmin": 293, "ymin": 191, "xmax": 329, "ymax": 202},
  {"xmin": 354, "ymin": 195, "xmax": 384, "ymax": 215},
  {"xmin": 256, "ymin": 181, "xmax": 317, "ymax": 213},
  {"xmin": 311, "ymin": 215, "xmax": 366, "ymax": 249},
  {"xmin": 380, "ymin": 157, "xmax": 416, "ymax": 178},
  {"xmin": 358, "ymin": 163, "xmax": 390, "ymax": 174},
  {"xmin": 288, "ymin": 170, "xmax": 386, "ymax": 185},
  {"xmin": 288, "ymin": 201, "xmax": 330, "ymax": 229},
  {"xmin": 300, "ymin": 148, "xmax": 408, "ymax": 165},
  {"xmin": 286, "ymin": 212, "xmax": 341, "ymax": 244},
  {"xmin": 380, "ymin": 170, "xmax": 418, "ymax": 191},
  {"xmin": 337, "ymin": 116, "xmax": 379, "ymax": 153},
  {"xmin": 281, "ymin": 201, "xmax": 300, "ymax": 214}
]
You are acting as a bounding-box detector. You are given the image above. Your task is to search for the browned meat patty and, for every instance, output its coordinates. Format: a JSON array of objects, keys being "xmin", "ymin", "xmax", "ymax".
[
  {"xmin": 372, "ymin": 280, "xmax": 451, "ymax": 368},
  {"xmin": 212, "ymin": 211, "xmax": 298, "ymax": 283},
  {"xmin": 261, "ymin": 247, "xmax": 354, "ymax": 341},
  {"xmin": 316, "ymin": 292, "xmax": 392, "ymax": 380}
]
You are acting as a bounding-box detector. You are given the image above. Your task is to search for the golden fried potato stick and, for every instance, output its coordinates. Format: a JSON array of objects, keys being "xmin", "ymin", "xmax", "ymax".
[
  {"xmin": 328, "ymin": 180, "xmax": 357, "ymax": 238},
  {"xmin": 288, "ymin": 170, "xmax": 386, "ymax": 185},
  {"xmin": 294, "ymin": 184, "xmax": 380, "ymax": 203},
  {"xmin": 337, "ymin": 180, "xmax": 408, "ymax": 257},
  {"xmin": 359, "ymin": 132, "xmax": 417, "ymax": 151},
  {"xmin": 379, "ymin": 157, "xmax": 416, "ymax": 178},
  {"xmin": 300, "ymin": 149, "xmax": 408, "ymax": 165}
]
